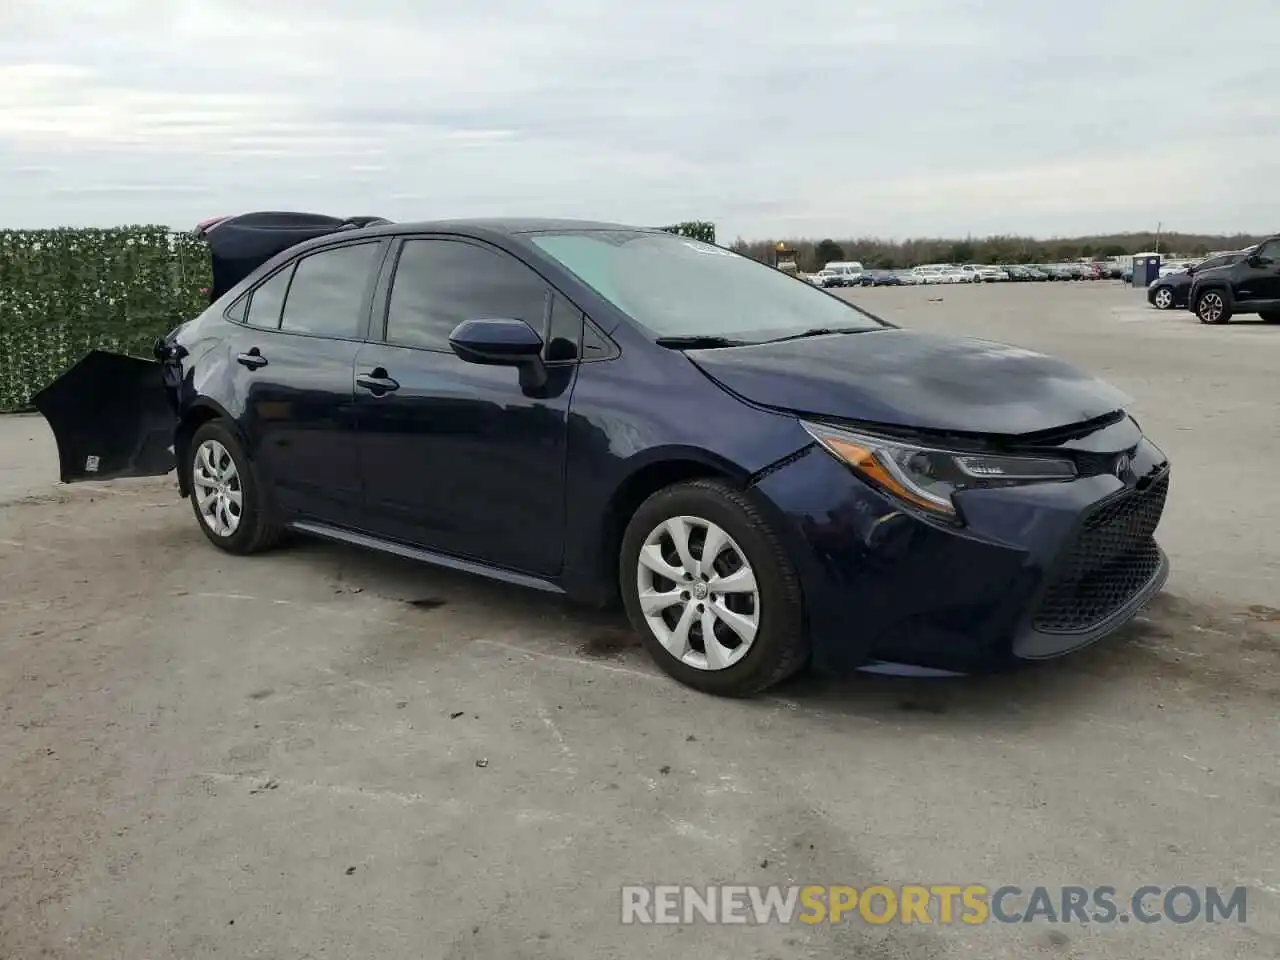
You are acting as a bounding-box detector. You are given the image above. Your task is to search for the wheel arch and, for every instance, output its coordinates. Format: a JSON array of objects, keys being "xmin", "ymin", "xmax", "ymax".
[
  {"xmin": 1193, "ymin": 280, "xmax": 1233, "ymax": 304},
  {"xmin": 591, "ymin": 450, "xmax": 750, "ymax": 604},
  {"xmin": 175, "ymin": 398, "xmax": 242, "ymax": 496}
]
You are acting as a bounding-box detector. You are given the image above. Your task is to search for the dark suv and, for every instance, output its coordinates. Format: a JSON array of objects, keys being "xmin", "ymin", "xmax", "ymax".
[
  {"xmin": 1188, "ymin": 236, "xmax": 1280, "ymax": 324},
  {"xmin": 1147, "ymin": 251, "xmax": 1247, "ymax": 310}
]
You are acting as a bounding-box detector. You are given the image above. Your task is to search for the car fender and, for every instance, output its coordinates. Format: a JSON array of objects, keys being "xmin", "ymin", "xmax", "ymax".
[
  {"xmin": 179, "ymin": 338, "xmax": 258, "ymax": 425},
  {"xmin": 558, "ymin": 370, "xmax": 814, "ymax": 605},
  {"xmin": 173, "ymin": 395, "xmax": 246, "ymax": 496},
  {"xmin": 1189, "ymin": 278, "xmax": 1233, "ymax": 308},
  {"xmin": 562, "ymin": 440, "xmax": 813, "ymax": 606}
]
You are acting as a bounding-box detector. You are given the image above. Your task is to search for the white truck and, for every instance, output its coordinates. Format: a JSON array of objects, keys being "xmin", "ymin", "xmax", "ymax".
[{"xmin": 821, "ymin": 261, "xmax": 864, "ymax": 286}]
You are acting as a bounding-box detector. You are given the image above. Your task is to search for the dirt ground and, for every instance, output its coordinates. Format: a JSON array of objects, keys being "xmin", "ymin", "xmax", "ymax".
[{"xmin": 1, "ymin": 282, "xmax": 1277, "ymax": 959}]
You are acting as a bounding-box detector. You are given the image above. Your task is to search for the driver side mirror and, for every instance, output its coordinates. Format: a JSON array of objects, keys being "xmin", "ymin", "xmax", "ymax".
[
  {"xmin": 1247, "ymin": 254, "xmax": 1264, "ymax": 267},
  {"xmin": 449, "ymin": 318, "xmax": 548, "ymax": 389}
]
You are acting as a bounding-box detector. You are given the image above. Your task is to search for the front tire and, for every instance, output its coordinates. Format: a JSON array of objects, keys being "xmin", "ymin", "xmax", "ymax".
[
  {"xmin": 620, "ymin": 479, "xmax": 807, "ymax": 696},
  {"xmin": 1151, "ymin": 286, "xmax": 1175, "ymax": 310},
  {"xmin": 1196, "ymin": 289, "xmax": 1230, "ymax": 324},
  {"xmin": 188, "ymin": 420, "xmax": 283, "ymax": 554}
]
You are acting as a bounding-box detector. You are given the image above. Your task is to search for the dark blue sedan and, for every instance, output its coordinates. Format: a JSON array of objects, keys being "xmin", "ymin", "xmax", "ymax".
[
  {"xmin": 40, "ymin": 214, "xmax": 1171, "ymax": 696},
  {"xmin": 858, "ymin": 269, "xmax": 903, "ymax": 287}
]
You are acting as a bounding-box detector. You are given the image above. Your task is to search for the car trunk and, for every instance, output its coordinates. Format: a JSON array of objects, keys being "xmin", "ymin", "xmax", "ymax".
[
  {"xmin": 36, "ymin": 211, "xmax": 388, "ymax": 484},
  {"xmin": 200, "ymin": 211, "xmax": 388, "ymax": 302}
]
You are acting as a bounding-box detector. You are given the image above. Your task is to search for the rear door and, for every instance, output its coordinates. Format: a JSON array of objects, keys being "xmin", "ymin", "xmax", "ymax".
[
  {"xmin": 352, "ymin": 237, "xmax": 580, "ymax": 576},
  {"xmin": 230, "ymin": 240, "xmax": 386, "ymax": 525}
]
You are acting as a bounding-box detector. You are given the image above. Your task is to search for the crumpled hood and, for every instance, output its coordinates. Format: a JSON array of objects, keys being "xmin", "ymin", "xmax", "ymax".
[{"xmin": 686, "ymin": 328, "xmax": 1131, "ymax": 437}]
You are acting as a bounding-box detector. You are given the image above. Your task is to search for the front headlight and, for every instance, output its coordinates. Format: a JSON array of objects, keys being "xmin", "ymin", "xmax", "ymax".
[{"xmin": 801, "ymin": 421, "xmax": 1076, "ymax": 519}]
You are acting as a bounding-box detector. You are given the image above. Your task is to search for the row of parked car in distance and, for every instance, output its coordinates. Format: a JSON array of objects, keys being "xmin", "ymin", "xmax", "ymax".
[{"xmin": 806, "ymin": 260, "xmax": 1127, "ymax": 288}]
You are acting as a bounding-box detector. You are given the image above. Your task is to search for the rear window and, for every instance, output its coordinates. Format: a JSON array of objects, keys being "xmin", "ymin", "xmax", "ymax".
[{"xmin": 279, "ymin": 243, "xmax": 382, "ymax": 339}]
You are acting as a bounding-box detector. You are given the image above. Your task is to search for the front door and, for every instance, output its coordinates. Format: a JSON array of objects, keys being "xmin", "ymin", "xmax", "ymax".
[
  {"xmin": 1245, "ymin": 238, "xmax": 1280, "ymax": 306},
  {"xmin": 353, "ymin": 237, "xmax": 580, "ymax": 577},
  {"xmin": 232, "ymin": 240, "xmax": 385, "ymax": 524}
]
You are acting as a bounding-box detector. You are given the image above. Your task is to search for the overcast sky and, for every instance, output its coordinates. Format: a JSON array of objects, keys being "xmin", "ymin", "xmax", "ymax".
[{"xmin": 2, "ymin": 0, "xmax": 1277, "ymax": 239}]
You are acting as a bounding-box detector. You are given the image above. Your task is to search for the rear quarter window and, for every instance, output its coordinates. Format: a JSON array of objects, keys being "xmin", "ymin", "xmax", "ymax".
[{"xmin": 244, "ymin": 267, "xmax": 293, "ymax": 329}]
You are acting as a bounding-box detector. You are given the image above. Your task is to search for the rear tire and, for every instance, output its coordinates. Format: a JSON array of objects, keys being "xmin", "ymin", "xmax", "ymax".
[
  {"xmin": 620, "ymin": 479, "xmax": 807, "ymax": 696},
  {"xmin": 1261, "ymin": 311, "xmax": 1280, "ymax": 323},
  {"xmin": 188, "ymin": 420, "xmax": 284, "ymax": 554},
  {"xmin": 1196, "ymin": 289, "xmax": 1230, "ymax": 324},
  {"xmin": 1151, "ymin": 286, "xmax": 1175, "ymax": 310}
]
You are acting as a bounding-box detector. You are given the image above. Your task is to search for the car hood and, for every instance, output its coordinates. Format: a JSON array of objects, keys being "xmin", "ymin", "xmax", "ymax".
[{"xmin": 686, "ymin": 329, "xmax": 1131, "ymax": 437}]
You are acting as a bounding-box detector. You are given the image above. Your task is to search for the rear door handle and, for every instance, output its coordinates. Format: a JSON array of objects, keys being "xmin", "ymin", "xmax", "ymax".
[
  {"xmin": 236, "ymin": 348, "xmax": 268, "ymax": 370},
  {"xmin": 356, "ymin": 370, "xmax": 400, "ymax": 394}
]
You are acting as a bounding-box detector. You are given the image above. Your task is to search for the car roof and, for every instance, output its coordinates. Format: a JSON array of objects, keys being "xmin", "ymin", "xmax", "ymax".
[
  {"xmin": 342, "ymin": 217, "xmax": 654, "ymax": 240},
  {"xmin": 269, "ymin": 216, "xmax": 673, "ymax": 265}
]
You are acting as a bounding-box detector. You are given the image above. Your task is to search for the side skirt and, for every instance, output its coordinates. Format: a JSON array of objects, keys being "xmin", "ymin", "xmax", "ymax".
[{"xmin": 288, "ymin": 521, "xmax": 566, "ymax": 595}]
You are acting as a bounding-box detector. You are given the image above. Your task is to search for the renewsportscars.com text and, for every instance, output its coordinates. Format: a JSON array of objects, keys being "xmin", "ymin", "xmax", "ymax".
[{"xmin": 620, "ymin": 884, "xmax": 1248, "ymax": 926}]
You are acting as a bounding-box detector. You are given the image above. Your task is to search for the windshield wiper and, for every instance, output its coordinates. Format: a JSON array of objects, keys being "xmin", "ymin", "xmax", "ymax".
[
  {"xmin": 654, "ymin": 335, "xmax": 753, "ymax": 349},
  {"xmin": 761, "ymin": 327, "xmax": 879, "ymax": 344}
]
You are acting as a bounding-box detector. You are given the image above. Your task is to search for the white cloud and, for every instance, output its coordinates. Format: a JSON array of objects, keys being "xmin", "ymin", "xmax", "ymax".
[{"xmin": 1, "ymin": 0, "xmax": 1278, "ymax": 236}]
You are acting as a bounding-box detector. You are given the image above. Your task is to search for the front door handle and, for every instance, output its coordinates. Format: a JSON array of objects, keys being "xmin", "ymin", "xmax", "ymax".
[
  {"xmin": 356, "ymin": 369, "xmax": 400, "ymax": 394},
  {"xmin": 236, "ymin": 348, "xmax": 268, "ymax": 370}
]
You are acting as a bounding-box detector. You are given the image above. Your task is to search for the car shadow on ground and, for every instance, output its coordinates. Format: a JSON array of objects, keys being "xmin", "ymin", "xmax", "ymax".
[{"xmin": 272, "ymin": 535, "xmax": 1280, "ymax": 730}]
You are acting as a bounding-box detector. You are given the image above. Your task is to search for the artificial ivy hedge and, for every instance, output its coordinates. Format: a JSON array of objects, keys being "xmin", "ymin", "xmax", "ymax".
[
  {"xmin": 661, "ymin": 221, "xmax": 716, "ymax": 244},
  {"xmin": 0, "ymin": 226, "xmax": 211, "ymax": 412},
  {"xmin": 0, "ymin": 220, "xmax": 717, "ymax": 413}
]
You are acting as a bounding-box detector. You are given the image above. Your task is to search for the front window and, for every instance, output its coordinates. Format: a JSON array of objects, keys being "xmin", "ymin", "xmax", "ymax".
[
  {"xmin": 1255, "ymin": 240, "xmax": 1280, "ymax": 264},
  {"xmin": 384, "ymin": 239, "xmax": 549, "ymax": 352},
  {"xmin": 530, "ymin": 231, "xmax": 887, "ymax": 341}
]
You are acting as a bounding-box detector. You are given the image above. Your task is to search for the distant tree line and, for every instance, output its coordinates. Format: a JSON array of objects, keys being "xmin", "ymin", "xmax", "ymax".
[{"xmin": 731, "ymin": 231, "xmax": 1269, "ymax": 272}]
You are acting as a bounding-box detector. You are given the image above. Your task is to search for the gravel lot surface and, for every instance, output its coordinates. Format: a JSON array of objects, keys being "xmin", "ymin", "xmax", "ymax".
[{"xmin": 2, "ymin": 282, "xmax": 1277, "ymax": 959}]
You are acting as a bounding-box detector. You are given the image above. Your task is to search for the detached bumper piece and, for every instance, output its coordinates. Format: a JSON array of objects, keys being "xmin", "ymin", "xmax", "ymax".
[{"xmin": 32, "ymin": 350, "xmax": 178, "ymax": 483}]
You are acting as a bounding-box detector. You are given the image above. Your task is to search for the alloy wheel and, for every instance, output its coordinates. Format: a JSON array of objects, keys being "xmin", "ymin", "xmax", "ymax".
[
  {"xmin": 192, "ymin": 439, "xmax": 243, "ymax": 537},
  {"xmin": 1198, "ymin": 292, "xmax": 1224, "ymax": 323},
  {"xmin": 1153, "ymin": 288, "xmax": 1173, "ymax": 309},
  {"xmin": 635, "ymin": 516, "xmax": 760, "ymax": 671}
]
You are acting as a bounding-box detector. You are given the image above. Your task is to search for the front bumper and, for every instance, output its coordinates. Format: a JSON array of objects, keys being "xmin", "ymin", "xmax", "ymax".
[{"xmin": 750, "ymin": 439, "xmax": 1171, "ymax": 675}]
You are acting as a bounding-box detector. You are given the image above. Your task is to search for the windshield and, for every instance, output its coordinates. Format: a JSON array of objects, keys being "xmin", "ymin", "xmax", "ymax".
[{"xmin": 530, "ymin": 231, "xmax": 887, "ymax": 340}]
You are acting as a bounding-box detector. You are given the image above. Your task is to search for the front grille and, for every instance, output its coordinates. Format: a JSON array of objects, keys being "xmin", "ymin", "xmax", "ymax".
[{"xmin": 1032, "ymin": 474, "xmax": 1169, "ymax": 634}]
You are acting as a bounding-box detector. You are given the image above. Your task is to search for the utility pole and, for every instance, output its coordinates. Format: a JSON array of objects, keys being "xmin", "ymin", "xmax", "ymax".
[{"xmin": 1155, "ymin": 221, "xmax": 1162, "ymax": 255}]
